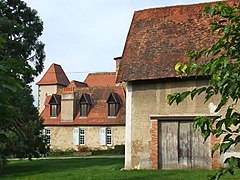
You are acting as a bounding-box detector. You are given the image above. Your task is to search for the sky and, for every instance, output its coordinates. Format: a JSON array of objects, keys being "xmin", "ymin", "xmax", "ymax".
[{"xmin": 24, "ymin": 0, "xmax": 216, "ymax": 106}]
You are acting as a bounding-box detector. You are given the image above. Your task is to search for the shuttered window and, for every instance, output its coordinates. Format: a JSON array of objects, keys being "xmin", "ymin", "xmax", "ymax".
[
  {"xmin": 50, "ymin": 104, "xmax": 58, "ymax": 117},
  {"xmin": 80, "ymin": 104, "xmax": 88, "ymax": 117},
  {"xmin": 109, "ymin": 103, "xmax": 116, "ymax": 116},
  {"xmin": 100, "ymin": 128, "xmax": 112, "ymax": 146}
]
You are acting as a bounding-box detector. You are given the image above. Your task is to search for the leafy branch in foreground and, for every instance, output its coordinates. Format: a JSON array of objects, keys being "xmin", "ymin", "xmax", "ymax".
[{"xmin": 167, "ymin": 2, "xmax": 240, "ymax": 179}]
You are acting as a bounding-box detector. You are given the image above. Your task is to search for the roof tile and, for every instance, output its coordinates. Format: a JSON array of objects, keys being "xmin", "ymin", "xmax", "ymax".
[
  {"xmin": 117, "ymin": 1, "xmax": 236, "ymax": 82},
  {"xmin": 37, "ymin": 63, "xmax": 70, "ymax": 86},
  {"xmin": 84, "ymin": 72, "xmax": 116, "ymax": 86}
]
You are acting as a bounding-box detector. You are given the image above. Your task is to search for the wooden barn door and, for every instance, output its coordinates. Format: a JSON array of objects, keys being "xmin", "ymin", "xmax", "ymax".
[{"xmin": 158, "ymin": 120, "xmax": 210, "ymax": 169}]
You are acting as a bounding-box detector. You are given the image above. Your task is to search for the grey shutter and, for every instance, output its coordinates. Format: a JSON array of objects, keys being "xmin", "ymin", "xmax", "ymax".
[
  {"xmin": 100, "ymin": 128, "xmax": 106, "ymax": 145},
  {"xmin": 73, "ymin": 128, "xmax": 79, "ymax": 145}
]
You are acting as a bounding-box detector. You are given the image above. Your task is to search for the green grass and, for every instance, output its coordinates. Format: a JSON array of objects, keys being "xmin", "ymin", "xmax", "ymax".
[{"xmin": 1, "ymin": 158, "xmax": 240, "ymax": 180}]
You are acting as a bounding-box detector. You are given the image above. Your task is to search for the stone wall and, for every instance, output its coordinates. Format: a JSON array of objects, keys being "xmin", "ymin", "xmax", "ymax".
[{"xmin": 45, "ymin": 126, "xmax": 125, "ymax": 151}]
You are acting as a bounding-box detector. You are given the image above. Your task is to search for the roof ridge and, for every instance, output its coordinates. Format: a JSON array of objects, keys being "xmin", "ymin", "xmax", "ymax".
[
  {"xmin": 88, "ymin": 72, "xmax": 115, "ymax": 75},
  {"xmin": 135, "ymin": 0, "xmax": 223, "ymax": 13}
]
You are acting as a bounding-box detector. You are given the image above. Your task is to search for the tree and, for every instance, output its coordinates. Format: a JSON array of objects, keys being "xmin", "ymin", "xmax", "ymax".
[
  {"xmin": 0, "ymin": 0, "xmax": 45, "ymax": 169},
  {"xmin": 0, "ymin": 0, "xmax": 45, "ymax": 83},
  {"xmin": 5, "ymin": 86, "xmax": 45, "ymax": 159},
  {"xmin": 167, "ymin": 2, "xmax": 240, "ymax": 179}
]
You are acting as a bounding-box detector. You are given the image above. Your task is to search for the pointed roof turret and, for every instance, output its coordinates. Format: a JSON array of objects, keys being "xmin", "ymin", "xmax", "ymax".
[{"xmin": 37, "ymin": 63, "xmax": 70, "ymax": 86}]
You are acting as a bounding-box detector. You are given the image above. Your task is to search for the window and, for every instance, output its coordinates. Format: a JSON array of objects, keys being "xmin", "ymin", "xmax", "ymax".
[
  {"xmin": 45, "ymin": 128, "xmax": 51, "ymax": 144},
  {"xmin": 73, "ymin": 128, "xmax": 85, "ymax": 145},
  {"xmin": 80, "ymin": 104, "xmax": 88, "ymax": 117},
  {"xmin": 108, "ymin": 103, "xmax": 118, "ymax": 117},
  {"xmin": 50, "ymin": 104, "xmax": 58, "ymax": 117},
  {"xmin": 107, "ymin": 93, "xmax": 122, "ymax": 117},
  {"xmin": 79, "ymin": 128, "xmax": 85, "ymax": 145},
  {"xmin": 100, "ymin": 127, "xmax": 112, "ymax": 146},
  {"xmin": 106, "ymin": 128, "xmax": 112, "ymax": 146},
  {"xmin": 49, "ymin": 94, "xmax": 61, "ymax": 117},
  {"xmin": 79, "ymin": 94, "xmax": 93, "ymax": 117}
]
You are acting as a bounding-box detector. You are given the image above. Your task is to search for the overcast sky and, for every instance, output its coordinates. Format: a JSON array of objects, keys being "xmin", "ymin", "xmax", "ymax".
[{"xmin": 24, "ymin": 0, "xmax": 216, "ymax": 106}]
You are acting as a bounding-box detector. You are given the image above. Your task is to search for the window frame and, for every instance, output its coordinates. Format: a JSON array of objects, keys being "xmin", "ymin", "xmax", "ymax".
[
  {"xmin": 49, "ymin": 95, "xmax": 61, "ymax": 118},
  {"xmin": 50, "ymin": 104, "xmax": 58, "ymax": 117},
  {"xmin": 107, "ymin": 93, "xmax": 122, "ymax": 118},
  {"xmin": 79, "ymin": 94, "xmax": 93, "ymax": 118},
  {"xmin": 45, "ymin": 128, "xmax": 51, "ymax": 144},
  {"xmin": 80, "ymin": 103, "xmax": 91, "ymax": 117},
  {"xmin": 79, "ymin": 128, "xmax": 85, "ymax": 145},
  {"xmin": 106, "ymin": 128, "xmax": 112, "ymax": 146}
]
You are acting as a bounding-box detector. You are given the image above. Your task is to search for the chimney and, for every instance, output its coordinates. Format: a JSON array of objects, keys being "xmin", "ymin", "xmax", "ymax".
[
  {"xmin": 61, "ymin": 92, "xmax": 78, "ymax": 122},
  {"xmin": 114, "ymin": 56, "xmax": 122, "ymax": 77}
]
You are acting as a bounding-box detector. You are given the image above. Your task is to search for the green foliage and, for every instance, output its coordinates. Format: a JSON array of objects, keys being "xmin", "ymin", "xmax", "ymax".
[
  {"xmin": 0, "ymin": 0, "xmax": 45, "ymax": 83},
  {"xmin": 92, "ymin": 145, "xmax": 125, "ymax": 155},
  {"xmin": 49, "ymin": 148, "xmax": 76, "ymax": 157},
  {"xmin": 0, "ymin": 0, "xmax": 45, "ymax": 170},
  {"xmin": 167, "ymin": 2, "xmax": 240, "ymax": 179}
]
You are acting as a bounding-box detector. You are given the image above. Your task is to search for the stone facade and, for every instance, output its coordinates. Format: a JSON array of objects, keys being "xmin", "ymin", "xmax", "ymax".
[{"xmin": 44, "ymin": 126, "xmax": 125, "ymax": 150}]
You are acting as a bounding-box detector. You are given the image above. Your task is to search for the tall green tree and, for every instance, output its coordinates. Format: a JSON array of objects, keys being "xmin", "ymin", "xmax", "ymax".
[
  {"xmin": 167, "ymin": 2, "xmax": 240, "ymax": 179},
  {"xmin": 0, "ymin": 0, "xmax": 45, "ymax": 169}
]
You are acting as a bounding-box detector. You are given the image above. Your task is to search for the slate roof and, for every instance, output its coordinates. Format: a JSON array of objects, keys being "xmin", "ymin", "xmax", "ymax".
[
  {"xmin": 84, "ymin": 72, "xmax": 116, "ymax": 86},
  {"xmin": 37, "ymin": 63, "xmax": 70, "ymax": 86},
  {"xmin": 49, "ymin": 94, "xmax": 61, "ymax": 105},
  {"xmin": 116, "ymin": 1, "xmax": 222, "ymax": 83}
]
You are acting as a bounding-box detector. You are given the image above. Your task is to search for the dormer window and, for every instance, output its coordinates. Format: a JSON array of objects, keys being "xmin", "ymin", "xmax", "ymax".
[
  {"xmin": 49, "ymin": 94, "xmax": 61, "ymax": 118},
  {"xmin": 107, "ymin": 92, "xmax": 122, "ymax": 117},
  {"xmin": 79, "ymin": 93, "xmax": 93, "ymax": 117}
]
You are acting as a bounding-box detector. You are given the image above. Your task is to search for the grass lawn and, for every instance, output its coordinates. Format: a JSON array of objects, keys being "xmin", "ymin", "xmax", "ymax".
[{"xmin": 1, "ymin": 158, "xmax": 240, "ymax": 180}]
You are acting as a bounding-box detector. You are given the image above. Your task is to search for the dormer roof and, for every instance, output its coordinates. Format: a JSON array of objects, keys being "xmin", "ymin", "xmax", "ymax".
[
  {"xmin": 80, "ymin": 93, "xmax": 94, "ymax": 105},
  {"xmin": 107, "ymin": 92, "xmax": 122, "ymax": 105},
  {"xmin": 49, "ymin": 94, "xmax": 61, "ymax": 105},
  {"xmin": 37, "ymin": 63, "xmax": 70, "ymax": 86}
]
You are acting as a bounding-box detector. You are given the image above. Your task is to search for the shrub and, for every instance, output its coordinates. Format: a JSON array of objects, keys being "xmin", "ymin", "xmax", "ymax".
[
  {"xmin": 78, "ymin": 146, "xmax": 90, "ymax": 152},
  {"xmin": 92, "ymin": 145, "xmax": 125, "ymax": 155}
]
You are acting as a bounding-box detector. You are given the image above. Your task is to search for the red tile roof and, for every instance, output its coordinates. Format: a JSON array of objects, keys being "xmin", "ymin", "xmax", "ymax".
[
  {"xmin": 41, "ymin": 86, "xmax": 125, "ymax": 126},
  {"xmin": 67, "ymin": 80, "xmax": 88, "ymax": 88},
  {"xmin": 116, "ymin": 1, "xmax": 232, "ymax": 83},
  {"xmin": 84, "ymin": 72, "xmax": 116, "ymax": 87},
  {"xmin": 37, "ymin": 63, "xmax": 70, "ymax": 86}
]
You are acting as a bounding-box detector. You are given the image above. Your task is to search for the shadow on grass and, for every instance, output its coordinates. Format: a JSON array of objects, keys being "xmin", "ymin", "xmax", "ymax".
[{"xmin": 0, "ymin": 158, "xmax": 124, "ymax": 179}]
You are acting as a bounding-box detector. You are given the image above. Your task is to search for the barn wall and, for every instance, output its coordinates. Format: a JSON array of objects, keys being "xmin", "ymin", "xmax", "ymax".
[{"xmin": 125, "ymin": 78, "xmax": 237, "ymax": 169}]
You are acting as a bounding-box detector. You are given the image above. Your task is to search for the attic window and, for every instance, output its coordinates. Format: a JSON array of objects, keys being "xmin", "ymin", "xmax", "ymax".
[
  {"xmin": 49, "ymin": 94, "xmax": 61, "ymax": 118},
  {"xmin": 107, "ymin": 92, "xmax": 122, "ymax": 117},
  {"xmin": 79, "ymin": 93, "xmax": 93, "ymax": 117}
]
